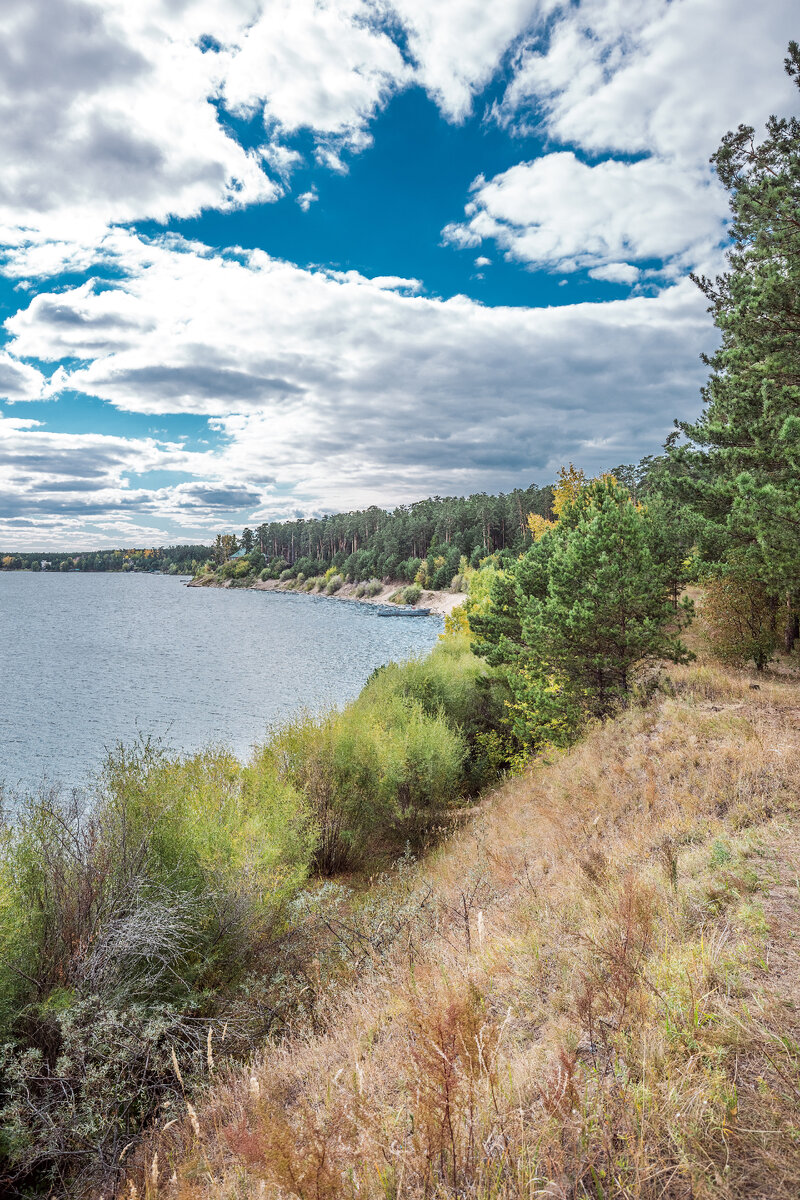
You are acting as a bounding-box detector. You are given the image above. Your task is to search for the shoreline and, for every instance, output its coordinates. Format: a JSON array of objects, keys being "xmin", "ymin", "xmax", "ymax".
[{"xmin": 187, "ymin": 574, "xmax": 467, "ymax": 617}]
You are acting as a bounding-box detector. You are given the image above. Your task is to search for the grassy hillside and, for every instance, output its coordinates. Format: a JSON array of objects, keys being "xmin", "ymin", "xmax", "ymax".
[{"xmin": 129, "ymin": 657, "xmax": 800, "ymax": 1199}]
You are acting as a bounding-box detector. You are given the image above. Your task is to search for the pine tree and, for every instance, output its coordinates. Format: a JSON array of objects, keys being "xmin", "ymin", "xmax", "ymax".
[
  {"xmin": 672, "ymin": 43, "xmax": 800, "ymax": 645},
  {"xmin": 472, "ymin": 479, "xmax": 691, "ymax": 746}
]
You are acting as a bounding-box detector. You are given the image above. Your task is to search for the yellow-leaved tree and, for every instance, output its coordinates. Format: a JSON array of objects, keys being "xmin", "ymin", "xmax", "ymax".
[{"xmin": 552, "ymin": 463, "xmax": 588, "ymax": 518}]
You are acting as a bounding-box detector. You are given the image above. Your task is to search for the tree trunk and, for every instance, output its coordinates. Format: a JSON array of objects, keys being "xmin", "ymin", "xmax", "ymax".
[{"xmin": 784, "ymin": 594, "xmax": 799, "ymax": 654}]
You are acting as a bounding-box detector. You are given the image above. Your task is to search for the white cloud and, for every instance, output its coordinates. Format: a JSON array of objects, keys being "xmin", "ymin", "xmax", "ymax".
[
  {"xmin": 443, "ymin": 152, "xmax": 728, "ymax": 277},
  {"xmin": 446, "ymin": 0, "xmax": 798, "ymax": 282},
  {"xmin": 0, "ymin": 350, "xmax": 45, "ymax": 401},
  {"xmin": 297, "ymin": 189, "xmax": 319, "ymax": 212},
  {"xmin": 391, "ymin": 0, "xmax": 553, "ymax": 120},
  {"xmin": 589, "ymin": 263, "xmax": 641, "ymax": 285},
  {"xmin": 0, "ymin": 0, "xmax": 277, "ymax": 235},
  {"xmin": 3, "ymin": 232, "xmax": 713, "ymax": 519},
  {"xmin": 0, "ymin": 0, "xmax": 555, "ymax": 239},
  {"xmin": 0, "ymin": 404, "xmax": 280, "ymax": 547},
  {"xmin": 501, "ymin": 0, "xmax": 799, "ymax": 160},
  {"xmin": 223, "ymin": 0, "xmax": 410, "ymax": 143}
]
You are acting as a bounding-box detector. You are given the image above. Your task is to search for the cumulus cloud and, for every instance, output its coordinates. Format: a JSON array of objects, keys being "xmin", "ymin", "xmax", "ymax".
[
  {"xmin": 450, "ymin": 0, "xmax": 799, "ymax": 281},
  {"xmin": 391, "ymin": 0, "xmax": 552, "ymax": 120},
  {"xmin": 0, "ymin": 350, "xmax": 44, "ymax": 401},
  {"xmin": 589, "ymin": 263, "xmax": 641, "ymax": 286},
  {"xmin": 0, "ymin": 0, "xmax": 554, "ymax": 237},
  {"xmin": 443, "ymin": 152, "xmax": 728, "ymax": 278},
  {"xmin": 0, "ymin": 406, "xmax": 276, "ymax": 547},
  {"xmin": 223, "ymin": 0, "xmax": 410, "ymax": 144},
  {"xmin": 296, "ymin": 189, "xmax": 319, "ymax": 212},
  {"xmin": 0, "ymin": 0, "xmax": 276, "ymax": 234},
  {"xmin": 500, "ymin": 0, "xmax": 799, "ymax": 160}
]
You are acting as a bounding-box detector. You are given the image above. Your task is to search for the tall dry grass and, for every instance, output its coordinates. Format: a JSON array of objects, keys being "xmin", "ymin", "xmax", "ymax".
[{"xmin": 127, "ymin": 658, "xmax": 800, "ymax": 1200}]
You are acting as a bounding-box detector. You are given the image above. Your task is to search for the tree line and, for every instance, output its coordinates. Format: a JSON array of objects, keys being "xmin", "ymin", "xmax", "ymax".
[{"xmin": 0, "ymin": 546, "xmax": 213, "ymax": 574}]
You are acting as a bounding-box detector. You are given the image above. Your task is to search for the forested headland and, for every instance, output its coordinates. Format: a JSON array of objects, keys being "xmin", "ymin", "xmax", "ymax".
[{"xmin": 0, "ymin": 42, "xmax": 799, "ymax": 1200}]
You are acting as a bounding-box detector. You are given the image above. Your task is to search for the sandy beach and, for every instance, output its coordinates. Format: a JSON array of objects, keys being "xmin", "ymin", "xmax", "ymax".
[{"xmin": 188, "ymin": 574, "xmax": 467, "ymax": 617}]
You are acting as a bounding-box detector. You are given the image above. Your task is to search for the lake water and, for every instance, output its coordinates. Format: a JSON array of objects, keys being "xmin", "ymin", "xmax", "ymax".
[{"xmin": 0, "ymin": 573, "xmax": 442, "ymax": 795}]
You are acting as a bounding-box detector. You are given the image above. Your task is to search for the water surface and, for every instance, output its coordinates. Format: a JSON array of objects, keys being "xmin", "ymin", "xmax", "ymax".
[{"xmin": 0, "ymin": 573, "xmax": 442, "ymax": 794}]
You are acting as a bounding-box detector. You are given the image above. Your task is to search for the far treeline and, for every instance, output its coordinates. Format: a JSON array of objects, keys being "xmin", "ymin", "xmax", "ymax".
[
  {"xmin": 0, "ymin": 545, "xmax": 213, "ymax": 574},
  {"xmin": 0, "ymin": 44, "xmax": 798, "ymax": 1200}
]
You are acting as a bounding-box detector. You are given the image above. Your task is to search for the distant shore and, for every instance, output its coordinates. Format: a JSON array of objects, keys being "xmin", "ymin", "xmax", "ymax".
[{"xmin": 187, "ymin": 574, "xmax": 467, "ymax": 617}]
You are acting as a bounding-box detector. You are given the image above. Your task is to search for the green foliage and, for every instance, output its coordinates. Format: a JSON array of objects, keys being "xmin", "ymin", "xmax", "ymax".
[
  {"xmin": 362, "ymin": 633, "xmax": 511, "ymax": 791},
  {"xmin": 670, "ymin": 44, "xmax": 800, "ymax": 633},
  {"xmin": 700, "ymin": 563, "xmax": 780, "ymax": 670},
  {"xmin": 471, "ymin": 478, "xmax": 693, "ymax": 749},
  {"xmin": 262, "ymin": 699, "xmax": 465, "ymax": 873},
  {"xmin": 258, "ymin": 635, "xmax": 506, "ymax": 871},
  {"xmin": 325, "ymin": 573, "xmax": 344, "ymax": 594},
  {"xmin": 0, "ymin": 745, "xmax": 316, "ymax": 1190}
]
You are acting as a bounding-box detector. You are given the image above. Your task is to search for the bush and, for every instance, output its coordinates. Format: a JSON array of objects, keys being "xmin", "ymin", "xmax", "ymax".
[
  {"xmin": 362, "ymin": 633, "xmax": 510, "ymax": 790},
  {"xmin": 365, "ymin": 578, "xmax": 383, "ymax": 597},
  {"xmin": 0, "ymin": 745, "xmax": 315, "ymax": 1192},
  {"xmin": 326, "ymin": 574, "xmax": 344, "ymax": 594},
  {"xmin": 403, "ymin": 582, "xmax": 422, "ymax": 606},
  {"xmin": 262, "ymin": 696, "xmax": 466, "ymax": 872},
  {"xmin": 260, "ymin": 568, "xmax": 270, "ymax": 581},
  {"xmin": 279, "ymin": 568, "xmax": 295, "ymax": 582},
  {"xmin": 700, "ymin": 570, "xmax": 779, "ymax": 670}
]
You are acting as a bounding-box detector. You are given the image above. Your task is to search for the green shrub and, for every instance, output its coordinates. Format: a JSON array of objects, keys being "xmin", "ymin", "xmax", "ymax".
[
  {"xmin": 362, "ymin": 633, "xmax": 509, "ymax": 790},
  {"xmin": 403, "ymin": 582, "xmax": 422, "ymax": 605},
  {"xmin": 354, "ymin": 583, "xmax": 366, "ymax": 598},
  {"xmin": 279, "ymin": 568, "xmax": 295, "ymax": 582},
  {"xmin": 0, "ymin": 745, "xmax": 315, "ymax": 1190},
  {"xmin": 262, "ymin": 690, "xmax": 466, "ymax": 872},
  {"xmin": 260, "ymin": 568, "xmax": 270, "ymax": 581},
  {"xmin": 365, "ymin": 578, "xmax": 383, "ymax": 597},
  {"xmin": 700, "ymin": 569, "xmax": 779, "ymax": 670},
  {"xmin": 326, "ymin": 574, "xmax": 344, "ymax": 594}
]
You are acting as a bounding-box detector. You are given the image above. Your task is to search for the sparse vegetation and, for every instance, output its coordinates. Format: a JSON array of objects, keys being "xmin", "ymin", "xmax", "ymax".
[{"xmin": 128, "ymin": 658, "xmax": 800, "ymax": 1200}]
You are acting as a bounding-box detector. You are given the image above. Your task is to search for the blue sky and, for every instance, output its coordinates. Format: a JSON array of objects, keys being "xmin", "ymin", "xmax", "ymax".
[{"xmin": 0, "ymin": 0, "xmax": 797, "ymax": 549}]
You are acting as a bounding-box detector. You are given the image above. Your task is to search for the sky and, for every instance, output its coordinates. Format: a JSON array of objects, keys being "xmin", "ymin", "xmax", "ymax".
[{"xmin": 0, "ymin": 0, "xmax": 797, "ymax": 550}]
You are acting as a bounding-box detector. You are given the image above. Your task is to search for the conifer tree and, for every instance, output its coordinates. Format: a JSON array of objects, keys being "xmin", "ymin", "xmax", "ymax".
[
  {"xmin": 471, "ymin": 479, "xmax": 691, "ymax": 746},
  {"xmin": 672, "ymin": 43, "xmax": 800, "ymax": 645}
]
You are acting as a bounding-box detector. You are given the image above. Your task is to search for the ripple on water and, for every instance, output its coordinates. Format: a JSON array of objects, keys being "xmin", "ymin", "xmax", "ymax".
[{"xmin": 0, "ymin": 573, "xmax": 442, "ymax": 794}]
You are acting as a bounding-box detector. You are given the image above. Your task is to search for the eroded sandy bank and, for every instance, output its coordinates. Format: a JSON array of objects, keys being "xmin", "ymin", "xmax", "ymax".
[{"xmin": 188, "ymin": 574, "xmax": 467, "ymax": 617}]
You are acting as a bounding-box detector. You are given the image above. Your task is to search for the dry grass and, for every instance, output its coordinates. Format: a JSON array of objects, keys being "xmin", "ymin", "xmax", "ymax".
[{"xmin": 126, "ymin": 658, "xmax": 800, "ymax": 1200}]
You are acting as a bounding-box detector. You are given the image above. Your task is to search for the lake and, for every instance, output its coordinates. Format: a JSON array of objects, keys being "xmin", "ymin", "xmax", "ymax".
[{"xmin": 0, "ymin": 573, "xmax": 443, "ymax": 795}]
